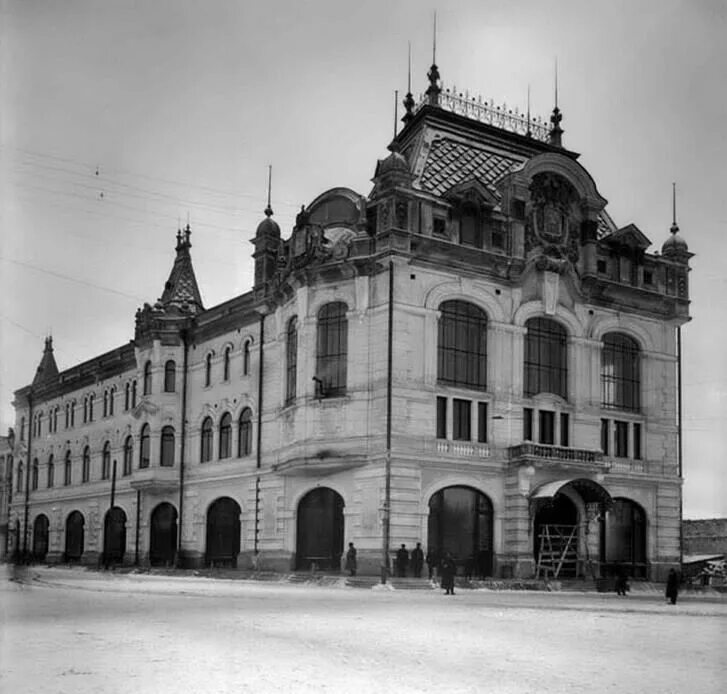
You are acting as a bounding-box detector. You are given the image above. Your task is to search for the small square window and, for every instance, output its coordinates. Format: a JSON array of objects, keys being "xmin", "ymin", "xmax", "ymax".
[
  {"xmin": 523, "ymin": 408, "xmax": 533, "ymax": 441},
  {"xmin": 477, "ymin": 402, "xmax": 488, "ymax": 443},
  {"xmin": 453, "ymin": 399, "xmax": 471, "ymax": 441},
  {"xmin": 539, "ymin": 410, "xmax": 555, "ymax": 445},
  {"xmin": 601, "ymin": 419, "xmax": 610, "ymax": 455},
  {"xmin": 643, "ymin": 271, "xmax": 653, "ymax": 285},
  {"xmin": 436, "ymin": 397, "xmax": 447, "ymax": 439},
  {"xmin": 560, "ymin": 413, "xmax": 569, "ymax": 447},
  {"xmin": 433, "ymin": 217, "xmax": 446, "ymax": 236},
  {"xmin": 492, "ymin": 230, "xmax": 505, "ymax": 250},
  {"xmin": 597, "ymin": 259, "xmax": 607, "ymax": 274}
]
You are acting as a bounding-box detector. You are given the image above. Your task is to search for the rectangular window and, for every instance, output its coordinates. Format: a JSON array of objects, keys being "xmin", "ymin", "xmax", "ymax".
[
  {"xmin": 597, "ymin": 259, "xmax": 607, "ymax": 274},
  {"xmin": 643, "ymin": 271, "xmax": 653, "ymax": 286},
  {"xmin": 560, "ymin": 413, "xmax": 570, "ymax": 447},
  {"xmin": 633, "ymin": 422, "xmax": 642, "ymax": 460},
  {"xmin": 523, "ymin": 408, "xmax": 533, "ymax": 441},
  {"xmin": 433, "ymin": 216, "xmax": 446, "ymax": 236},
  {"xmin": 477, "ymin": 402, "xmax": 488, "ymax": 443},
  {"xmin": 436, "ymin": 397, "xmax": 447, "ymax": 439},
  {"xmin": 491, "ymin": 230, "xmax": 505, "ymax": 251},
  {"xmin": 601, "ymin": 419, "xmax": 610, "ymax": 455},
  {"xmin": 615, "ymin": 420, "xmax": 629, "ymax": 458},
  {"xmin": 539, "ymin": 410, "xmax": 555, "ymax": 445},
  {"xmin": 452, "ymin": 399, "xmax": 471, "ymax": 441},
  {"xmin": 459, "ymin": 211, "xmax": 481, "ymax": 248}
]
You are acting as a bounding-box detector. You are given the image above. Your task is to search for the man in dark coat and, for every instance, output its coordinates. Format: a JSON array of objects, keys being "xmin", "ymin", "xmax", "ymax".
[
  {"xmin": 411, "ymin": 542, "xmax": 424, "ymax": 578},
  {"xmin": 666, "ymin": 568, "xmax": 680, "ymax": 605},
  {"xmin": 345, "ymin": 542, "xmax": 357, "ymax": 576},
  {"xmin": 396, "ymin": 544, "xmax": 409, "ymax": 577},
  {"xmin": 440, "ymin": 552, "xmax": 457, "ymax": 595},
  {"xmin": 615, "ymin": 565, "xmax": 629, "ymax": 596}
]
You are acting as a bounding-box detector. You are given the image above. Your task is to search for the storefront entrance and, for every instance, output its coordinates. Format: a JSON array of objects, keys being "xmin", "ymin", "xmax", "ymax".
[
  {"xmin": 206, "ymin": 497, "xmax": 241, "ymax": 568},
  {"xmin": 295, "ymin": 487, "xmax": 344, "ymax": 571},
  {"xmin": 149, "ymin": 502, "xmax": 178, "ymax": 567}
]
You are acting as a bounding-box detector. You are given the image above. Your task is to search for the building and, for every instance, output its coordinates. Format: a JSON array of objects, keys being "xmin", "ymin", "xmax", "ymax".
[
  {"xmin": 8, "ymin": 60, "xmax": 692, "ymax": 581},
  {"xmin": 0, "ymin": 432, "xmax": 12, "ymax": 560}
]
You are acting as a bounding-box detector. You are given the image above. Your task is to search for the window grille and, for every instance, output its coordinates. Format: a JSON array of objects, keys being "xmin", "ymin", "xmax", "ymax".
[
  {"xmin": 437, "ymin": 300, "xmax": 487, "ymax": 390},
  {"xmin": 601, "ymin": 333, "xmax": 640, "ymax": 412},
  {"xmin": 316, "ymin": 302, "xmax": 348, "ymax": 397},
  {"xmin": 524, "ymin": 318, "xmax": 567, "ymax": 398}
]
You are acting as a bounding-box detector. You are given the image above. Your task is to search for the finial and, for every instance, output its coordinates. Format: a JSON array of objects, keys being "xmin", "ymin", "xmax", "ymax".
[
  {"xmin": 393, "ymin": 90, "xmax": 399, "ymax": 141},
  {"xmin": 549, "ymin": 58, "xmax": 564, "ymax": 147},
  {"xmin": 44, "ymin": 334, "xmax": 53, "ymax": 351},
  {"xmin": 402, "ymin": 41, "xmax": 415, "ymax": 124},
  {"xmin": 184, "ymin": 222, "xmax": 192, "ymax": 248},
  {"xmin": 554, "ymin": 57, "xmax": 558, "ymax": 109},
  {"xmin": 426, "ymin": 11, "xmax": 441, "ymax": 107},
  {"xmin": 526, "ymin": 84, "xmax": 532, "ymax": 138},
  {"xmin": 671, "ymin": 182, "xmax": 679, "ymax": 234},
  {"xmin": 433, "ymin": 10, "xmax": 437, "ymax": 65},
  {"xmin": 265, "ymin": 165, "xmax": 273, "ymax": 217}
]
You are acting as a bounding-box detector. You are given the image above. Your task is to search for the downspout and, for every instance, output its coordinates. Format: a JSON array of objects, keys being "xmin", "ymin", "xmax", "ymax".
[
  {"xmin": 677, "ymin": 326, "xmax": 683, "ymax": 567},
  {"xmin": 22, "ymin": 393, "xmax": 33, "ymax": 559},
  {"xmin": 382, "ymin": 261, "xmax": 394, "ymax": 583},
  {"xmin": 176, "ymin": 328, "xmax": 189, "ymax": 567},
  {"xmin": 254, "ymin": 313, "xmax": 265, "ymax": 557}
]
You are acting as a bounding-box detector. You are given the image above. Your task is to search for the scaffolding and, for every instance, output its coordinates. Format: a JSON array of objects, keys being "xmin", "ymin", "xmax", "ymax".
[{"xmin": 536, "ymin": 524, "xmax": 579, "ymax": 579}]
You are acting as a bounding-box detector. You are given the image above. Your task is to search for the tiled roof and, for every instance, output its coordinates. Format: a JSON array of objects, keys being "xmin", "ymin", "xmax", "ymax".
[{"xmin": 418, "ymin": 138, "xmax": 522, "ymax": 198}]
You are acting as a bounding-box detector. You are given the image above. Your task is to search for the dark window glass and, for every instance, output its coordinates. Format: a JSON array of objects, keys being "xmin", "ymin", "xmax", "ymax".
[
  {"xmin": 436, "ymin": 397, "xmax": 447, "ymax": 439},
  {"xmin": 643, "ymin": 271, "xmax": 653, "ymax": 285},
  {"xmin": 64, "ymin": 452, "xmax": 72, "ymax": 486},
  {"xmin": 316, "ymin": 302, "xmax": 348, "ymax": 397},
  {"xmin": 20, "ymin": 417, "xmax": 25, "ymax": 441},
  {"xmin": 82, "ymin": 446, "xmax": 90, "ymax": 482},
  {"xmin": 437, "ymin": 301, "xmax": 487, "ymax": 390},
  {"xmin": 65, "ymin": 404, "xmax": 70, "ymax": 428},
  {"xmin": 615, "ymin": 421, "xmax": 629, "ymax": 458},
  {"xmin": 132, "ymin": 381, "xmax": 137, "ymax": 408},
  {"xmin": 223, "ymin": 347, "xmax": 231, "ymax": 381},
  {"xmin": 243, "ymin": 341, "xmax": 251, "ymax": 376},
  {"xmin": 477, "ymin": 402, "xmax": 488, "ymax": 443},
  {"xmin": 601, "ymin": 419, "xmax": 610, "ymax": 455},
  {"xmin": 238, "ymin": 408, "xmax": 252, "ymax": 457},
  {"xmin": 633, "ymin": 423, "xmax": 642, "ymax": 460},
  {"xmin": 70, "ymin": 402, "xmax": 75, "ymax": 427},
  {"xmin": 560, "ymin": 413, "xmax": 570, "ymax": 447},
  {"xmin": 89, "ymin": 394, "xmax": 94, "ymax": 422},
  {"xmin": 219, "ymin": 413, "xmax": 232, "ymax": 459},
  {"xmin": 601, "ymin": 334, "xmax": 640, "ymax": 412},
  {"xmin": 205, "ymin": 354, "xmax": 212, "ymax": 387},
  {"xmin": 103, "ymin": 391, "xmax": 108, "ymax": 417},
  {"xmin": 524, "ymin": 318, "xmax": 567, "ymax": 399},
  {"xmin": 286, "ymin": 317, "xmax": 298, "ymax": 405},
  {"xmin": 123, "ymin": 437, "xmax": 133, "ymax": 476},
  {"xmin": 109, "ymin": 388, "xmax": 115, "ymax": 416},
  {"xmin": 125, "ymin": 383, "xmax": 130, "ymax": 410},
  {"xmin": 143, "ymin": 361, "xmax": 152, "ymax": 395},
  {"xmin": 31, "ymin": 459, "xmax": 38, "ymax": 490},
  {"xmin": 102, "ymin": 442, "xmax": 111, "ymax": 480},
  {"xmin": 539, "ymin": 410, "xmax": 555, "ymax": 445},
  {"xmin": 160, "ymin": 426, "xmax": 175, "ymax": 467},
  {"xmin": 83, "ymin": 398, "xmax": 88, "ymax": 423},
  {"xmin": 140, "ymin": 424, "xmax": 150, "ymax": 468},
  {"xmin": 47, "ymin": 455, "xmax": 54, "ymax": 488},
  {"xmin": 453, "ymin": 399, "xmax": 471, "ymax": 441},
  {"xmin": 597, "ymin": 259, "xmax": 607, "ymax": 274},
  {"xmin": 164, "ymin": 361, "xmax": 176, "ymax": 392},
  {"xmin": 524, "ymin": 408, "xmax": 533, "ymax": 441},
  {"xmin": 460, "ymin": 207, "xmax": 481, "ymax": 248},
  {"xmin": 433, "ymin": 217, "xmax": 446, "ymax": 236},
  {"xmin": 201, "ymin": 417, "xmax": 213, "ymax": 463},
  {"xmin": 17, "ymin": 462, "xmax": 23, "ymax": 492}
]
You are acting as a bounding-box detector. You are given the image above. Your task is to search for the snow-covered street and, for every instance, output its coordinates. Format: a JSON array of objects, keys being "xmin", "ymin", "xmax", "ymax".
[{"xmin": 2, "ymin": 566, "xmax": 725, "ymax": 694}]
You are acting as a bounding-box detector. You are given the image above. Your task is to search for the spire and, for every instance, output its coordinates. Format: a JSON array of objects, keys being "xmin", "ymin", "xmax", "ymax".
[
  {"xmin": 662, "ymin": 181, "xmax": 690, "ymax": 260},
  {"xmin": 426, "ymin": 11, "xmax": 441, "ymax": 107},
  {"xmin": 160, "ymin": 226, "xmax": 204, "ymax": 313},
  {"xmin": 671, "ymin": 181, "xmax": 679, "ymax": 235},
  {"xmin": 265, "ymin": 164, "xmax": 273, "ymax": 217},
  {"xmin": 32, "ymin": 335, "xmax": 59, "ymax": 387},
  {"xmin": 526, "ymin": 84, "xmax": 532, "ymax": 138},
  {"xmin": 402, "ymin": 42, "xmax": 415, "ymax": 125},
  {"xmin": 548, "ymin": 58, "xmax": 564, "ymax": 147}
]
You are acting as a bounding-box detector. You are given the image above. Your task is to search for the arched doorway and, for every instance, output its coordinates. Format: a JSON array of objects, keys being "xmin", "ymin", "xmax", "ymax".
[
  {"xmin": 206, "ymin": 497, "xmax": 241, "ymax": 568},
  {"xmin": 65, "ymin": 511, "xmax": 85, "ymax": 562},
  {"xmin": 33, "ymin": 514, "xmax": 50, "ymax": 561},
  {"xmin": 428, "ymin": 486, "xmax": 493, "ymax": 578},
  {"xmin": 149, "ymin": 502, "xmax": 178, "ymax": 566},
  {"xmin": 103, "ymin": 507, "xmax": 127, "ymax": 566},
  {"xmin": 601, "ymin": 498, "xmax": 647, "ymax": 578},
  {"xmin": 532, "ymin": 494, "xmax": 579, "ymax": 578},
  {"xmin": 296, "ymin": 487, "xmax": 344, "ymax": 571}
]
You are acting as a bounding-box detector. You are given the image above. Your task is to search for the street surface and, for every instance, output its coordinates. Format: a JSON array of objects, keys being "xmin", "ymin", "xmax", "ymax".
[{"xmin": 1, "ymin": 565, "xmax": 725, "ymax": 694}]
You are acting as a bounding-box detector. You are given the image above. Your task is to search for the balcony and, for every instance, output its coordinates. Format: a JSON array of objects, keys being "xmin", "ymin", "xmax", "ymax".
[
  {"xmin": 129, "ymin": 466, "xmax": 178, "ymax": 493},
  {"xmin": 508, "ymin": 442, "xmax": 607, "ymax": 472},
  {"xmin": 429, "ymin": 440, "xmax": 491, "ymax": 459}
]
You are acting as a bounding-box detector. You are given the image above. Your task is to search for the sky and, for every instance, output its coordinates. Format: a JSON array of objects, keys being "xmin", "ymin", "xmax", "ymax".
[{"xmin": 1, "ymin": 0, "xmax": 725, "ymax": 518}]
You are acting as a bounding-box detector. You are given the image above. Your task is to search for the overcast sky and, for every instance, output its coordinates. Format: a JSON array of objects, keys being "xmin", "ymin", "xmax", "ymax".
[{"xmin": 1, "ymin": 0, "xmax": 725, "ymax": 518}]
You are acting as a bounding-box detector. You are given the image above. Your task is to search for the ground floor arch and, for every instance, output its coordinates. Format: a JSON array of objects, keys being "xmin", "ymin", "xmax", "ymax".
[
  {"xmin": 65, "ymin": 510, "xmax": 85, "ymax": 562},
  {"xmin": 33, "ymin": 514, "xmax": 50, "ymax": 561},
  {"xmin": 601, "ymin": 497, "xmax": 647, "ymax": 578},
  {"xmin": 532, "ymin": 494, "xmax": 579, "ymax": 577},
  {"xmin": 206, "ymin": 497, "xmax": 241, "ymax": 568},
  {"xmin": 428, "ymin": 486, "xmax": 494, "ymax": 578},
  {"xmin": 295, "ymin": 487, "xmax": 344, "ymax": 571},
  {"xmin": 149, "ymin": 502, "xmax": 178, "ymax": 567},
  {"xmin": 103, "ymin": 507, "xmax": 127, "ymax": 565}
]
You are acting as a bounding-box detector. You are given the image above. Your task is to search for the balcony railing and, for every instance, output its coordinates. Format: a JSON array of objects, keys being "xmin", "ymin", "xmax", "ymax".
[
  {"xmin": 508, "ymin": 442, "xmax": 604, "ymax": 466},
  {"xmin": 431, "ymin": 440, "xmax": 491, "ymax": 458}
]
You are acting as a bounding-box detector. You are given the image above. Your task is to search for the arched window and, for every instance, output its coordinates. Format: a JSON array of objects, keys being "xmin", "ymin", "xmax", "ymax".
[
  {"xmin": 47, "ymin": 454, "xmax": 54, "ymax": 488},
  {"xmin": 53, "ymin": 406, "xmax": 58, "ymax": 432},
  {"xmin": 70, "ymin": 401, "xmax": 75, "ymax": 427},
  {"xmin": 160, "ymin": 426, "xmax": 175, "ymax": 467},
  {"xmin": 103, "ymin": 390, "xmax": 109, "ymax": 417},
  {"xmin": 123, "ymin": 436, "xmax": 133, "ymax": 476},
  {"xmin": 223, "ymin": 347, "xmax": 231, "ymax": 381},
  {"xmin": 64, "ymin": 451, "xmax": 72, "ymax": 486},
  {"xmin": 164, "ymin": 360, "xmax": 176, "ymax": 393},
  {"xmin": 437, "ymin": 300, "xmax": 488, "ymax": 389},
  {"xmin": 132, "ymin": 380, "xmax": 137, "ymax": 408},
  {"xmin": 65, "ymin": 403, "xmax": 70, "ymax": 428},
  {"xmin": 200, "ymin": 417, "xmax": 213, "ymax": 463},
  {"xmin": 143, "ymin": 361, "xmax": 152, "ymax": 395},
  {"xmin": 601, "ymin": 333, "xmax": 640, "ymax": 412},
  {"xmin": 89, "ymin": 394, "xmax": 95, "ymax": 422},
  {"xmin": 20, "ymin": 417, "xmax": 25, "ymax": 441},
  {"xmin": 286, "ymin": 317, "xmax": 298, "ymax": 404},
  {"xmin": 139, "ymin": 424, "xmax": 150, "ymax": 469},
  {"xmin": 219, "ymin": 413, "xmax": 232, "ymax": 459},
  {"xmin": 102, "ymin": 441, "xmax": 111, "ymax": 480},
  {"xmin": 109, "ymin": 386, "xmax": 115, "ymax": 416},
  {"xmin": 316, "ymin": 302, "xmax": 348, "ymax": 397},
  {"xmin": 31, "ymin": 458, "xmax": 39, "ymax": 491},
  {"xmin": 205, "ymin": 354, "xmax": 212, "ymax": 387},
  {"xmin": 125, "ymin": 382, "xmax": 130, "ymax": 410},
  {"xmin": 82, "ymin": 446, "xmax": 90, "ymax": 483},
  {"xmin": 243, "ymin": 341, "xmax": 251, "ymax": 376},
  {"xmin": 524, "ymin": 317, "xmax": 568, "ymax": 399},
  {"xmin": 238, "ymin": 408, "xmax": 252, "ymax": 457},
  {"xmin": 83, "ymin": 397, "xmax": 88, "ymax": 423},
  {"xmin": 17, "ymin": 461, "xmax": 23, "ymax": 493}
]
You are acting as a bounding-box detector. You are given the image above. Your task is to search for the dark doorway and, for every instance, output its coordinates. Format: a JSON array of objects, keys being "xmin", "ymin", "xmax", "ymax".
[
  {"xmin": 150, "ymin": 502, "xmax": 178, "ymax": 566},
  {"xmin": 296, "ymin": 487, "xmax": 344, "ymax": 571},
  {"xmin": 65, "ymin": 511, "xmax": 85, "ymax": 562},
  {"xmin": 533, "ymin": 494, "xmax": 578, "ymax": 577},
  {"xmin": 206, "ymin": 497, "xmax": 241, "ymax": 568},
  {"xmin": 103, "ymin": 507, "xmax": 127, "ymax": 565},
  {"xmin": 33, "ymin": 514, "xmax": 49, "ymax": 561},
  {"xmin": 601, "ymin": 498, "xmax": 647, "ymax": 579},
  {"xmin": 428, "ymin": 486, "xmax": 493, "ymax": 577}
]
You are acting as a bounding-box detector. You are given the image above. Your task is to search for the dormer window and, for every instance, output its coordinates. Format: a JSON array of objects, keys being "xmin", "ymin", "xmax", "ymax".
[
  {"xmin": 459, "ymin": 204, "xmax": 482, "ymax": 248},
  {"xmin": 433, "ymin": 216, "xmax": 447, "ymax": 237}
]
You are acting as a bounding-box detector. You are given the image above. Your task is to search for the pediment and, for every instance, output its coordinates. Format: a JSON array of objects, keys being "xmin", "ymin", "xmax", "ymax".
[
  {"xmin": 603, "ymin": 223, "xmax": 651, "ymax": 250},
  {"xmin": 442, "ymin": 178, "xmax": 498, "ymax": 208}
]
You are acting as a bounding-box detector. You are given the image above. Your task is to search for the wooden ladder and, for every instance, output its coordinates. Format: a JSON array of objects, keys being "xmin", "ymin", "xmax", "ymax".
[{"xmin": 536, "ymin": 525, "xmax": 579, "ymax": 579}]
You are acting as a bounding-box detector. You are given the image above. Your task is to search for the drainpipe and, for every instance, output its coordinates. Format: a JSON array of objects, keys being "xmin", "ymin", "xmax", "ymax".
[
  {"xmin": 382, "ymin": 261, "xmax": 394, "ymax": 583},
  {"xmin": 176, "ymin": 328, "xmax": 189, "ymax": 567},
  {"xmin": 134, "ymin": 489, "xmax": 141, "ymax": 566},
  {"xmin": 254, "ymin": 313, "xmax": 265, "ymax": 556},
  {"xmin": 677, "ymin": 326, "xmax": 683, "ymax": 567},
  {"xmin": 22, "ymin": 393, "xmax": 33, "ymax": 559}
]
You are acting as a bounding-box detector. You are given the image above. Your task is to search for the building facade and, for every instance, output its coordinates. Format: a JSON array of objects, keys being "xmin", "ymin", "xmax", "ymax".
[{"xmin": 8, "ymin": 64, "xmax": 692, "ymax": 580}]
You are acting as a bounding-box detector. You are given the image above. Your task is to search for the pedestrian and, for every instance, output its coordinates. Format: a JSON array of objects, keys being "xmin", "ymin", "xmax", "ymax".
[
  {"xmin": 464, "ymin": 555, "xmax": 474, "ymax": 581},
  {"xmin": 345, "ymin": 542, "xmax": 357, "ymax": 577},
  {"xmin": 615, "ymin": 566, "xmax": 629, "ymax": 596},
  {"xmin": 396, "ymin": 544, "xmax": 409, "ymax": 578},
  {"xmin": 411, "ymin": 542, "xmax": 424, "ymax": 578},
  {"xmin": 440, "ymin": 552, "xmax": 457, "ymax": 595},
  {"xmin": 666, "ymin": 568, "xmax": 680, "ymax": 605},
  {"xmin": 426, "ymin": 548, "xmax": 439, "ymax": 580}
]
